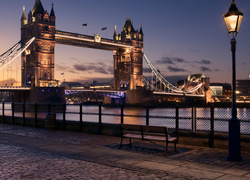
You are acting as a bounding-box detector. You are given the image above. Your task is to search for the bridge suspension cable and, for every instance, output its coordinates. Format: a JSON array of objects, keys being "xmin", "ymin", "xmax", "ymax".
[
  {"xmin": 143, "ymin": 53, "xmax": 203, "ymax": 94},
  {"xmin": 143, "ymin": 53, "xmax": 185, "ymax": 93},
  {"xmin": 143, "ymin": 76, "xmax": 163, "ymax": 92},
  {"xmin": 0, "ymin": 37, "xmax": 35, "ymax": 70}
]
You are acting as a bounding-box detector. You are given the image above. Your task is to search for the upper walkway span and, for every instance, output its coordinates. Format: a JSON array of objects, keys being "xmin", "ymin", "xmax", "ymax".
[{"xmin": 55, "ymin": 30, "xmax": 133, "ymax": 51}]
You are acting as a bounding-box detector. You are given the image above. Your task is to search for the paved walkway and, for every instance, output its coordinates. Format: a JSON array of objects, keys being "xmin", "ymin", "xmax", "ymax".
[{"xmin": 0, "ymin": 124, "xmax": 250, "ymax": 180}]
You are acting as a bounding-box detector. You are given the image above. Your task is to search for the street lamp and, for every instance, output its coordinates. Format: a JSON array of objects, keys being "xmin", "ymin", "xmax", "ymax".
[{"xmin": 223, "ymin": 0, "xmax": 243, "ymax": 161}]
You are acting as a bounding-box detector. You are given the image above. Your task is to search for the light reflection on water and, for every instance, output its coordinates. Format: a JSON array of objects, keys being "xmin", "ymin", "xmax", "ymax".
[{"xmin": 1, "ymin": 103, "xmax": 250, "ymax": 134}]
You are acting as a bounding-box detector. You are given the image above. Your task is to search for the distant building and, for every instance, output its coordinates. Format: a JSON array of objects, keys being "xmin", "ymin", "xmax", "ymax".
[
  {"xmin": 210, "ymin": 83, "xmax": 231, "ymax": 96},
  {"xmin": 236, "ymin": 80, "xmax": 250, "ymax": 102},
  {"xmin": 210, "ymin": 83, "xmax": 231, "ymax": 102},
  {"xmin": 90, "ymin": 80, "xmax": 112, "ymax": 89},
  {"xmin": 60, "ymin": 82, "xmax": 84, "ymax": 89}
]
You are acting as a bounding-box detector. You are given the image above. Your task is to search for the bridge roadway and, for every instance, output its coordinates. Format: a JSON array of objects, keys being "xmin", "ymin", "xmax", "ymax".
[
  {"xmin": 0, "ymin": 87, "xmax": 204, "ymax": 98},
  {"xmin": 55, "ymin": 30, "xmax": 133, "ymax": 51},
  {"xmin": 66, "ymin": 89, "xmax": 204, "ymax": 98},
  {"xmin": 0, "ymin": 87, "xmax": 30, "ymax": 91}
]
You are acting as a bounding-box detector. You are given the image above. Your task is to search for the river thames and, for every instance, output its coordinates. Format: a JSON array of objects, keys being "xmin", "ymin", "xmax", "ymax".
[{"xmin": 1, "ymin": 103, "xmax": 250, "ymax": 134}]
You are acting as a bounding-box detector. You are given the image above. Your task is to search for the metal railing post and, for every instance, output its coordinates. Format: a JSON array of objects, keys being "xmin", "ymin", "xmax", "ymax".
[
  {"xmin": 99, "ymin": 103, "xmax": 102, "ymax": 134},
  {"xmin": 2, "ymin": 101, "xmax": 5, "ymax": 124},
  {"xmin": 35, "ymin": 103, "xmax": 38, "ymax": 127},
  {"xmin": 22, "ymin": 102, "xmax": 25, "ymax": 126},
  {"xmin": 209, "ymin": 104, "xmax": 215, "ymax": 148},
  {"xmin": 12, "ymin": 102, "xmax": 14, "ymax": 124},
  {"xmin": 192, "ymin": 107, "xmax": 196, "ymax": 131},
  {"xmin": 121, "ymin": 104, "xmax": 124, "ymax": 124},
  {"xmin": 62, "ymin": 103, "xmax": 66, "ymax": 130},
  {"xmin": 80, "ymin": 103, "xmax": 83, "ymax": 132},
  {"xmin": 176, "ymin": 104, "xmax": 179, "ymax": 142},
  {"xmin": 146, "ymin": 105, "xmax": 149, "ymax": 126}
]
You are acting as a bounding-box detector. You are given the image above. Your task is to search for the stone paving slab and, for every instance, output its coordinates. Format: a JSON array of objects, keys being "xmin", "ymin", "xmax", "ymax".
[
  {"xmin": 221, "ymin": 168, "xmax": 250, "ymax": 176},
  {"xmin": 215, "ymin": 174, "xmax": 250, "ymax": 180},
  {"xmin": 0, "ymin": 124, "xmax": 250, "ymax": 179},
  {"xmin": 134, "ymin": 161, "xmax": 179, "ymax": 171},
  {"xmin": 169, "ymin": 166, "xmax": 224, "ymax": 179}
]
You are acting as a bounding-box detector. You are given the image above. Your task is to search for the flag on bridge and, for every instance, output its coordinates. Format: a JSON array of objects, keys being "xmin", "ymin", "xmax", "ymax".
[
  {"xmin": 82, "ymin": 23, "xmax": 87, "ymax": 26},
  {"xmin": 101, "ymin": 27, "xmax": 107, "ymax": 31}
]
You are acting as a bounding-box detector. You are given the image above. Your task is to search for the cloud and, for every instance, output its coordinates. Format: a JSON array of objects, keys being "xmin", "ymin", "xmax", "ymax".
[
  {"xmin": 156, "ymin": 57, "xmax": 174, "ymax": 64},
  {"xmin": 67, "ymin": 69, "xmax": 78, "ymax": 74},
  {"xmin": 71, "ymin": 57, "xmax": 79, "ymax": 61},
  {"xmin": 56, "ymin": 64, "xmax": 70, "ymax": 71},
  {"xmin": 173, "ymin": 57, "xmax": 185, "ymax": 63},
  {"xmin": 156, "ymin": 57, "xmax": 187, "ymax": 65},
  {"xmin": 168, "ymin": 66, "xmax": 186, "ymax": 72},
  {"xmin": 70, "ymin": 57, "xmax": 80, "ymax": 63},
  {"xmin": 197, "ymin": 59, "xmax": 211, "ymax": 65},
  {"xmin": 73, "ymin": 62, "xmax": 113, "ymax": 74},
  {"xmin": 200, "ymin": 66, "xmax": 212, "ymax": 72}
]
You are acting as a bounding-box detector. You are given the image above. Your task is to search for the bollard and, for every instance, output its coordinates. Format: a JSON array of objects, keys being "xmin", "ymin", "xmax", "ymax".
[{"xmin": 45, "ymin": 112, "xmax": 56, "ymax": 130}]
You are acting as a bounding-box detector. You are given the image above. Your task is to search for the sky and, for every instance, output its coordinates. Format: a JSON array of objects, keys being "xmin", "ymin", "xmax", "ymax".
[{"xmin": 0, "ymin": 0, "xmax": 250, "ymax": 86}]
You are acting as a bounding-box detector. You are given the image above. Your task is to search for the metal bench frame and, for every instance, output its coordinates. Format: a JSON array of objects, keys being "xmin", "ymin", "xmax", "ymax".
[{"xmin": 119, "ymin": 124, "xmax": 177, "ymax": 152}]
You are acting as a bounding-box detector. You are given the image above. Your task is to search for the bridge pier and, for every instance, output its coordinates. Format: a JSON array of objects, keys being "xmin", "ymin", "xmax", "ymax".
[
  {"xmin": 29, "ymin": 87, "xmax": 65, "ymax": 104},
  {"xmin": 13, "ymin": 87, "xmax": 65, "ymax": 104},
  {"xmin": 103, "ymin": 96, "xmax": 125, "ymax": 105},
  {"xmin": 125, "ymin": 89, "xmax": 155, "ymax": 104}
]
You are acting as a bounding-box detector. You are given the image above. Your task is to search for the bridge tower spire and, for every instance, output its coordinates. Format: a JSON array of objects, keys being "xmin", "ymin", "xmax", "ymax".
[
  {"xmin": 113, "ymin": 17, "xmax": 144, "ymax": 90},
  {"xmin": 21, "ymin": 0, "xmax": 57, "ymax": 87}
]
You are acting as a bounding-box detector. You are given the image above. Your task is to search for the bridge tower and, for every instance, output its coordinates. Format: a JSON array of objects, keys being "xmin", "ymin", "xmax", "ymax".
[
  {"xmin": 113, "ymin": 18, "xmax": 144, "ymax": 90},
  {"xmin": 21, "ymin": 0, "xmax": 57, "ymax": 87}
]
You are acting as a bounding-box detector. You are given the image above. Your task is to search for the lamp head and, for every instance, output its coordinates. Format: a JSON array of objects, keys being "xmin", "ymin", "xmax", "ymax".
[{"xmin": 223, "ymin": 0, "xmax": 243, "ymax": 34}]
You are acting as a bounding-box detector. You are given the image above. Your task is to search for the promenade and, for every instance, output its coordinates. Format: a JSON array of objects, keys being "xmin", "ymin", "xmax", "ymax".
[{"xmin": 0, "ymin": 124, "xmax": 250, "ymax": 180}]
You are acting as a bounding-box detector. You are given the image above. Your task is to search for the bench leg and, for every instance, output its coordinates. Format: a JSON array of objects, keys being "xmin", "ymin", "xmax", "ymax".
[
  {"xmin": 174, "ymin": 141, "xmax": 177, "ymax": 151},
  {"xmin": 129, "ymin": 138, "xmax": 132, "ymax": 147},
  {"xmin": 165, "ymin": 141, "xmax": 168, "ymax": 152},
  {"xmin": 119, "ymin": 137, "xmax": 123, "ymax": 149}
]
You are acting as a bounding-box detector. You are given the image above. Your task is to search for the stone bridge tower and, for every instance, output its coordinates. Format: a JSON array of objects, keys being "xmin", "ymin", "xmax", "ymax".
[
  {"xmin": 113, "ymin": 17, "xmax": 144, "ymax": 90},
  {"xmin": 21, "ymin": 0, "xmax": 57, "ymax": 87}
]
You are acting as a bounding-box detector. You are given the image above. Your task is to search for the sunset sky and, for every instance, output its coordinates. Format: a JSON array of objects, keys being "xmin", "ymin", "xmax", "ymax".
[{"xmin": 0, "ymin": 0, "xmax": 250, "ymax": 86}]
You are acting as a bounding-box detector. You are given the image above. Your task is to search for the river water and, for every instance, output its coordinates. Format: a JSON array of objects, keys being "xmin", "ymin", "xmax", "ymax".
[{"xmin": 1, "ymin": 103, "xmax": 250, "ymax": 134}]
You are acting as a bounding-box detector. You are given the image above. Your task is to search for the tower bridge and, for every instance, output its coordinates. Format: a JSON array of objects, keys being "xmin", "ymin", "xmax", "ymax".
[
  {"xmin": 20, "ymin": 0, "xmax": 143, "ymax": 90},
  {"xmin": 0, "ymin": 0, "xmax": 211, "ymax": 104}
]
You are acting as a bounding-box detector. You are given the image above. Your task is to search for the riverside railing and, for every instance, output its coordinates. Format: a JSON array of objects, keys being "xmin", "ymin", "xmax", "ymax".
[{"xmin": 1, "ymin": 102, "xmax": 250, "ymax": 145}]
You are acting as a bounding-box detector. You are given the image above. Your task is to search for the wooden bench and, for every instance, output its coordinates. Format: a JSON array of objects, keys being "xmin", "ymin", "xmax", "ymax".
[{"xmin": 119, "ymin": 124, "xmax": 177, "ymax": 152}]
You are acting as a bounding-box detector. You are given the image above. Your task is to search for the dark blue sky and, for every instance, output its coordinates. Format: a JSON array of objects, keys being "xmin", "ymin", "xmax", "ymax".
[{"xmin": 0, "ymin": 0, "xmax": 250, "ymax": 84}]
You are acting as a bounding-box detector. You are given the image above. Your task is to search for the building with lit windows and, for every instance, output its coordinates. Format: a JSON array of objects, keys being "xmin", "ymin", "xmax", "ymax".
[
  {"xmin": 236, "ymin": 80, "xmax": 250, "ymax": 102},
  {"xmin": 210, "ymin": 83, "xmax": 231, "ymax": 102}
]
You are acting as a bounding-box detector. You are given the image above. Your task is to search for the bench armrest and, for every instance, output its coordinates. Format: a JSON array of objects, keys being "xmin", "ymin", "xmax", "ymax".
[{"xmin": 168, "ymin": 130, "xmax": 176, "ymax": 135}]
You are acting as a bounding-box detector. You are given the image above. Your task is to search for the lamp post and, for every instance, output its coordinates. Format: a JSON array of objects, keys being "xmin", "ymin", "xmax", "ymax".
[{"xmin": 223, "ymin": 0, "xmax": 243, "ymax": 161}]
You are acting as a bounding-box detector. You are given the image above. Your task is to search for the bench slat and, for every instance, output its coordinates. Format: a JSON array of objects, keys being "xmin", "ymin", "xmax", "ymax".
[
  {"xmin": 123, "ymin": 134, "xmax": 142, "ymax": 139},
  {"xmin": 168, "ymin": 137, "xmax": 177, "ymax": 142},
  {"xmin": 143, "ymin": 135, "xmax": 166, "ymax": 141}
]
